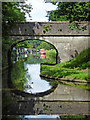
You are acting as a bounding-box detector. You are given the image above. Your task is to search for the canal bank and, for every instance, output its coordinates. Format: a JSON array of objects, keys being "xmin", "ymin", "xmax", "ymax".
[
  {"xmin": 40, "ymin": 48, "xmax": 90, "ymax": 87},
  {"xmin": 2, "ymin": 52, "xmax": 90, "ymax": 116}
]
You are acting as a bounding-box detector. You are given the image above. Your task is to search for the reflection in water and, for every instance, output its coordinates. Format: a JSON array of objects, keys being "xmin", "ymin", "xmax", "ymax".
[
  {"xmin": 20, "ymin": 115, "xmax": 61, "ymax": 119},
  {"xmin": 2, "ymin": 115, "xmax": 61, "ymax": 120},
  {"xmin": 2, "ymin": 47, "xmax": 90, "ymax": 117},
  {"xmin": 10, "ymin": 53, "xmax": 55, "ymax": 95},
  {"xmin": 24, "ymin": 63, "xmax": 52, "ymax": 94}
]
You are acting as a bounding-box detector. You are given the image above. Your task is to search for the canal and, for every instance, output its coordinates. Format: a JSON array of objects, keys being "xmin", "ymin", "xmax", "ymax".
[{"xmin": 2, "ymin": 47, "xmax": 90, "ymax": 120}]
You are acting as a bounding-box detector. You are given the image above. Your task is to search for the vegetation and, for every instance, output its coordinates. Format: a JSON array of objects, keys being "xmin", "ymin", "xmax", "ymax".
[
  {"xmin": 25, "ymin": 54, "xmax": 43, "ymax": 64},
  {"xmin": 16, "ymin": 41, "xmax": 32, "ymax": 48},
  {"xmin": 56, "ymin": 48, "xmax": 90, "ymax": 70},
  {"xmin": 60, "ymin": 115, "xmax": 90, "ymax": 120},
  {"xmin": 43, "ymin": 25, "xmax": 52, "ymax": 34},
  {"xmin": 2, "ymin": 2, "xmax": 31, "ymax": 37},
  {"xmin": 11, "ymin": 59, "xmax": 27, "ymax": 91},
  {"xmin": 48, "ymin": 2, "xmax": 90, "ymax": 22},
  {"xmin": 45, "ymin": 78, "xmax": 90, "ymax": 90},
  {"xmin": 2, "ymin": 2, "xmax": 32, "ymax": 68},
  {"xmin": 16, "ymin": 40, "xmax": 42, "ymax": 49},
  {"xmin": 13, "ymin": 40, "xmax": 55, "ymax": 51},
  {"xmin": 11, "ymin": 39, "xmax": 57, "ymax": 64},
  {"xmin": 48, "ymin": 2, "xmax": 90, "ymax": 31},
  {"xmin": 43, "ymin": 49, "xmax": 57, "ymax": 64},
  {"xmin": 41, "ymin": 65, "xmax": 89, "ymax": 80},
  {"xmin": 41, "ymin": 48, "xmax": 90, "ymax": 81},
  {"xmin": 36, "ymin": 41, "xmax": 55, "ymax": 50}
]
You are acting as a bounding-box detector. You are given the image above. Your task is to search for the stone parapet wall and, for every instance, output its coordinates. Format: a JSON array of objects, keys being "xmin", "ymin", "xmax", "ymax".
[
  {"xmin": 9, "ymin": 21, "xmax": 90, "ymax": 62},
  {"xmin": 10, "ymin": 21, "xmax": 90, "ymax": 36}
]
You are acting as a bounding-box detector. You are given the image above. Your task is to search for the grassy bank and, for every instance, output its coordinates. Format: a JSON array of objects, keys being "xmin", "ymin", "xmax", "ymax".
[
  {"xmin": 60, "ymin": 115, "xmax": 90, "ymax": 120},
  {"xmin": 56, "ymin": 48, "xmax": 90, "ymax": 70},
  {"xmin": 40, "ymin": 48, "xmax": 90, "ymax": 81}
]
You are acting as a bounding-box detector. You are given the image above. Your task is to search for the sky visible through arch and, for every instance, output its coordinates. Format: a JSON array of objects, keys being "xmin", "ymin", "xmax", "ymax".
[{"xmin": 25, "ymin": 0, "xmax": 57, "ymax": 22}]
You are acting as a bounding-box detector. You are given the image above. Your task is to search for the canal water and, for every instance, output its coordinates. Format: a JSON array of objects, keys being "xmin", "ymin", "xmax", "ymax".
[
  {"xmin": 10, "ymin": 52, "xmax": 57, "ymax": 95},
  {"xmin": 2, "ymin": 51, "xmax": 90, "ymax": 120},
  {"xmin": 24, "ymin": 63, "xmax": 52, "ymax": 94}
]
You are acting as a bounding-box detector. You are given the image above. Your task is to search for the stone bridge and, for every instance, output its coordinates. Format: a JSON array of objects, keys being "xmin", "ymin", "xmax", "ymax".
[{"xmin": 9, "ymin": 21, "xmax": 89, "ymax": 62}]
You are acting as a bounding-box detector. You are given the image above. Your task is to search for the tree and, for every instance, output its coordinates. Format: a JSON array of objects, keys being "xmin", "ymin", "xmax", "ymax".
[
  {"xmin": 48, "ymin": 2, "xmax": 90, "ymax": 30},
  {"xmin": 2, "ymin": 2, "xmax": 32, "ymax": 37},
  {"xmin": 2, "ymin": 1, "xmax": 32, "ymax": 67},
  {"xmin": 16, "ymin": 40, "xmax": 32, "ymax": 48},
  {"xmin": 36, "ymin": 41, "xmax": 54, "ymax": 50}
]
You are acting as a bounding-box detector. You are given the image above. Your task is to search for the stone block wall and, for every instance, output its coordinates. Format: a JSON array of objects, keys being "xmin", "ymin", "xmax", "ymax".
[{"xmin": 10, "ymin": 21, "xmax": 89, "ymax": 36}]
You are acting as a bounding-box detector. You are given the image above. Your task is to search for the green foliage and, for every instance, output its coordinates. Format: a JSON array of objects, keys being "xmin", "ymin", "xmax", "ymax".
[
  {"xmin": 43, "ymin": 25, "xmax": 51, "ymax": 34},
  {"xmin": 60, "ymin": 115, "xmax": 90, "ymax": 120},
  {"xmin": 43, "ymin": 104, "xmax": 51, "ymax": 111},
  {"xmin": 48, "ymin": 2, "xmax": 90, "ymax": 31},
  {"xmin": 41, "ymin": 65, "xmax": 89, "ymax": 80},
  {"xmin": 48, "ymin": 2, "xmax": 90, "ymax": 22},
  {"xmin": 56, "ymin": 48, "xmax": 90, "ymax": 70},
  {"xmin": 16, "ymin": 40, "xmax": 31, "ymax": 48},
  {"xmin": 25, "ymin": 54, "xmax": 43, "ymax": 64},
  {"xmin": 36, "ymin": 41, "xmax": 54, "ymax": 50},
  {"xmin": 16, "ymin": 40, "xmax": 42, "ymax": 49},
  {"xmin": 43, "ymin": 49, "xmax": 57, "ymax": 64},
  {"xmin": 68, "ymin": 21, "xmax": 87, "ymax": 32},
  {"xmin": 11, "ymin": 40, "xmax": 57, "ymax": 64},
  {"xmin": 28, "ymin": 40, "xmax": 42, "ymax": 49},
  {"xmin": 15, "ymin": 40, "xmax": 54, "ymax": 50},
  {"xmin": 2, "ymin": 2, "xmax": 32, "ymax": 67},
  {"xmin": 41, "ymin": 48, "xmax": 90, "ymax": 80},
  {"xmin": 2, "ymin": 2, "xmax": 25, "ymax": 37},
  {"xmin": 11, "ymin": 59, "xmax": 27, "ymax": 91}
]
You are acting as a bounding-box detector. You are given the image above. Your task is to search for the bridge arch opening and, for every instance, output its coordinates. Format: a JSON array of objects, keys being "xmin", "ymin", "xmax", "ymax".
[
  {"xmin": 10, "ymin": 39, "xmax": 59, "ymax": 65},
  {"xmin": 8, "ymin": 39, "xmax": 58, "ymax": 96}
]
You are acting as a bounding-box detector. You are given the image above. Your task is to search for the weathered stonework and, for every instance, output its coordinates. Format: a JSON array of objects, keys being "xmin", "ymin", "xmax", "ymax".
[
  {"xmin": 10, "ymin": 21, "xmax": 89, "ymax": 36},
  {"xmin": 10, "ymin": 22, "xmax": 90, "ymax": 62}
]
